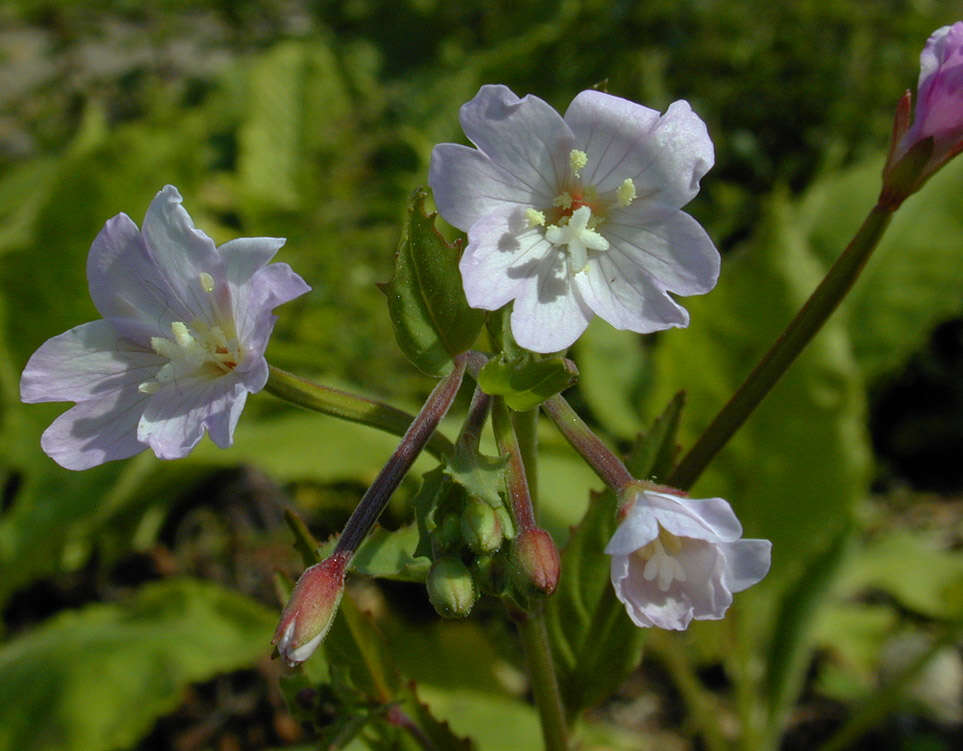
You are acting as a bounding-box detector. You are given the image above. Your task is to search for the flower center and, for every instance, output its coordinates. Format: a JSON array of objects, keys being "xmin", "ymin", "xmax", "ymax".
[
  {"xmin": 138, "ymin": 274, "xmax": 241, "ymax": 394},
  {"xmin": 528, "ymin": 150, "xmax": 638, "ymax": 274},
  {"xmin": 635, "ymin": 526, "xmax": 687, "ymax": 592}
]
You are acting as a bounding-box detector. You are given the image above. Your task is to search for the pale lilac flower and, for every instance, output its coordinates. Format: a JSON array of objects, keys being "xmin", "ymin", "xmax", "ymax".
[
  {"xmin": 429, "ymin": 85, "xmax": 719, "ymax": 353},
  {"xmin": 20, "ymin": 185, "xmax": 310, "ymax": 470},
  {"xmin": 605, "ymin": 488, "xmax": 771, "ymax": 630},
  {"xmin": 885, "ymin": 22, "xmax": 963, "ymax": 201}
]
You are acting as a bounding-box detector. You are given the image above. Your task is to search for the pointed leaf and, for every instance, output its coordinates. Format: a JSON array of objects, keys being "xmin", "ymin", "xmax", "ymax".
[
  {"xmin": 381, "ymin": 189, "xmax": 486, "ymax": 376},
  {"xmin": 625, "ymin": 391, "xmax": 685, "ymax": 481},
  {"xmin": 545, "ymin": 491, "xmax": 645, "ymax": 716}
]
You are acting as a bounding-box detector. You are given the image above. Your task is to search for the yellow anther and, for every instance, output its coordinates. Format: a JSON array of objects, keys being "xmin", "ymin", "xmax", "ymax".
[
  {"xmin": 199, "ymin": 272, "xmax": 215, "ymax": 293},
  {"xmin": 616, "ymin": 178, "xmax": 637, "ymax": 207},
  {"xmin": 553, "ymin": 192, "xmax": 573, "ymax": 209},
  {"xmin": 526, "ymin": 208, "xmax": 546, "ymax": 227},
  {"xmin": 171, "ymin": 322, "xmax": 195, "ymax": 349},
  {"xmin": 569, "ymin": 149, "xmax": 588, "ymax": 178}
]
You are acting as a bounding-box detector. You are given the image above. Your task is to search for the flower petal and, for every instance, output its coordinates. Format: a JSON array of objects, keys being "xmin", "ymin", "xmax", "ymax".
[
  {"xmin": 220, "ymin": 237, "xmax": 286, "ymax": 287},
  {"xmin": 230, "ymin": 262, "xmax": 311, "ymax": 355},
  {"xmin": 430, "ymin": 144, "xmax": 545, "ymax": 232},
  {"xmin": 565, "ymin": 93, "xmax": 714, "ymax": 208},
  {"xmin": 574, "ymin": 254, "xmax": 689, "ymax": 334},
  {"xmin": 40, "ymin": 389, "xmax": 149, "ymax": 470},
  {"xmin": 646, "ymin": 491, "xmax": 745, "ymax": 543},
  {"xmin": 141, "ymin": 185, "xmax": 225, "ymax": 323},
  {"xmin": 459, "ymin": 205, "xmax": 551, "ymax": 311},
  {"xmin": 604, "ymin": 208, "xmax": 720, "ymax": 296},
  {"xmin": 722, "ymin": 539, "xmax": 772, "ymax": 593},
  {"xmin": 87, "ymin": 212, "xmax": 192, "ymax": 327},
  {"xmin": 611, "ymin": 554, "xmax": 695, "ymax": 629},
  {"xmin": 604, "ymin": 501, "xmax": 659, "ymax": 555},
  {"xmin": 20, "ymin": 320, "xmax": 162, "ymax": 404},
  {"xmin": 458, "ymin": 85, "xmax": 575, "ymax": 203},
  {"xmin": 509, "ymin": 253, "xmax": 593, "ymax": 353},
  {"xmin": 137, "ymin": 377, "xmax": 237, "ymax": 459}
]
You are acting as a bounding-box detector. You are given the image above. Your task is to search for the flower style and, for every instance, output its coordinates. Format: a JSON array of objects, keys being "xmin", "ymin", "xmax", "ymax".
[
  {"xmin": 605, "ymin": 488, "xmax": 771, "ymax": 630},
  {"xmin": 20, "ymin": 185, "xmax": 310, "ymax": 470},
  {"xmin": 429, "ymin": 85, "xmax": 720, "ymax": 353},
  {"xmin": 885, "ymin": 22, "xmax": 963, "ymax": 200}
]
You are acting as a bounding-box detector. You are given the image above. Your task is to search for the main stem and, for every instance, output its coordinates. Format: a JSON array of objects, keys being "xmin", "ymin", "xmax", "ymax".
[
  {"xmin": 491, "ymin": 397, "xmax": 568, "ymax": 750},
  {"xmin": 667, "ymin": 204, "xmax": 894, "ymax": 490},
  {"xmin": 516, "ymin": 606, "xmax": 570, "ymax": 751}
]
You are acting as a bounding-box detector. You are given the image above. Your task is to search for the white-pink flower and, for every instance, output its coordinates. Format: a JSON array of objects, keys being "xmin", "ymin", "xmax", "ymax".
[
  {"xmin": 605, "ymin": 488, "xmax": 771, "ymax": 630},
  {"xmin": 20, "ymin": 185, "xmax": 310, "ymax": 470},
  {"xmin": 429, "ymin": 85, "xmax": 720, "ymax": 353}
]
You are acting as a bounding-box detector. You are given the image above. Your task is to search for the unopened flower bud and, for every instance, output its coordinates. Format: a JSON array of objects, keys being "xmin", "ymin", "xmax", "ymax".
[
  {"xmin": 513, "ymin": 528, "xmax": 560, "ymax": 596},
  {"xmin": 273, "ymin": 553, "xmax": 347, "ymax": 667},
  {"xmin": 426, "ymin": 557, "xmax": 477, "ymax": 618},
  {"xmin": 461, "ymin": 497, "xmax": 503, "ymax": 554}
]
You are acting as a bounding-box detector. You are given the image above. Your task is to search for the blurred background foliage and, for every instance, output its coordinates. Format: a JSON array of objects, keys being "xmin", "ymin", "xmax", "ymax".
[{"xmin": 1, "ymin": 1, "xmax": 962, "ymax": 749}]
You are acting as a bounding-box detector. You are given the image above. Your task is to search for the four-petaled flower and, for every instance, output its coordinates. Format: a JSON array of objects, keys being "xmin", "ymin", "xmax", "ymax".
[
  {"xmin": 605, "ymin": 488, "xmax": 771, "ymax": 630},
  {"xmin": 20, "ymin": 185, "xmax": 310, "ymax": 470},
  {"xmin": 429, "ymin": 84, "xmax": 720, "ymax": 353}
]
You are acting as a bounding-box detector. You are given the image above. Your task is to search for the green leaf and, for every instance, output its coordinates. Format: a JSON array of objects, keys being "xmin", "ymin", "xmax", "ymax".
[
  {"xmin": 0, "ymin": 578, "xmax": 275, "ymax": 751},
  {"xmin": 625, "ymin": 391, "xmax": 685, "ymax": 481},
  {"xmin": 644, "ymin": 192, "xmax": 871, "ymax": 587},
  {"xmin": 444, "ymin": 444, "xmax": 507, "ymax": 510},
  {"xmin": 836, "ymin": 531, "xmax": 963, "ymax": 620},
  {"xmin": 401, "ymin": 683, "xmax": 477, "ymax": 751},
  {"xmin": 380, "ymin": 189, "xmax": 486, "ymax": 376},
  {"xmin": 799, "ymin": 157, "xmax": 963, "ymax": 381},
  {"xmin": 765, "ymin": 523, "xmax": 855, "ymax": 737},
  {"xmin": 317, "ymin": 523, "xmax": 431, "ymax": 583},
  {"xmin": 545, "ymin": 492, "xmax": 645, "ymax": 717},
  {"xmin": 573, "ymin": 318, "xmax": 652, "ymax": 440},
  {"xmin": 477, "ymin": 353, "xmax": 578, "ymax": 411}
]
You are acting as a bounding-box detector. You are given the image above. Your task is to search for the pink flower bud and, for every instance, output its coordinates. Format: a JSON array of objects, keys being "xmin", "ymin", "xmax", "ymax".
[
  {"xmin": 513, "ymin": 528, "xmax": 561, "ymax": 595},
  {"xmin": 273, "ymin": 553, "xmax": 347, "ymax": 667},
  {"xmin": 883, "ymin": 22, "xmax": 963, "ymax": 205}
]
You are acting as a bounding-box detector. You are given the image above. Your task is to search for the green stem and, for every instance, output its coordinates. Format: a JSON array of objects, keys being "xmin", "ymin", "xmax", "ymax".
[
  {"xmin": 516, "ymin": 606, "xmax": 570, "ymax": 751},
  {"xmin": 513, "ymin": 409, "xmax": 540, "ymax": 512},
  {"xmin": 541, "ymin": 395, "xmax": 633, "ymax": 491},
  {"xmin": 666, "ymin": 204, "xmax": 894, "ymax": 490},
  {"xmin": 334, "ymin": 355, "xmax": 467, "ymax": 556},
  {"xmin": 264, "ymin": 365, "xmax": 454, "ymax": 459},
  {"xmin": 491, "ymin": 397, "xmax": 538, "ymax": 532}
]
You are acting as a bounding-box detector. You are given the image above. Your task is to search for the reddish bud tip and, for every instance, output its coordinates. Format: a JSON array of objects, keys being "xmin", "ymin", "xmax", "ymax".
[
  {"xmin": 272, "ymin": 553, "xmax": 348, "ymax": 667},
  {"xmin": 513, "ymin": 528, "xmax": 560, "ymax": 595}
]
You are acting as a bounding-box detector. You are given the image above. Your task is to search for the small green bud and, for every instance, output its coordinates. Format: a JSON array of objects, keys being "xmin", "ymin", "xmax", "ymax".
[
  {"xmin": 431, "ymin": 513, "xmax": 462, "ymax": 554},
  {"xmin": 461, "ymin": 497, "xmax": 503, "ymax": 554},
  {"xmin": 426, "ymin": 557, "xmax": 477, "ymax": 618}
]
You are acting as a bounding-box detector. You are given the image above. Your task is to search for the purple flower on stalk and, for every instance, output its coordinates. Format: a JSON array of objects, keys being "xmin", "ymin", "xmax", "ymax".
[
  {"xmin": 20, "ymin": 185, "xmax": 310, "ymax": 470},
  {"xmin": 605, "ymin": 488, "xmax": 771, "ymax": 630},
  {"xmin": 429, "ymin": 85, "xmax": 719, "ymax": 353},
  {"xmin": 884, "ymin": 22, "xmax": 963, "ymax": 202}
]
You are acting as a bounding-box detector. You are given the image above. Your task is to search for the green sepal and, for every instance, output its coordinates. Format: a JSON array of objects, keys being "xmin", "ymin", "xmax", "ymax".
[
  {"xmin": 380, "ymin": 188, "xmax": 485, "ymax": 376},
  {"xmin": 315, "ymin": 523, "xmax": 431, "ymax": 583},
  {"xmin": 625, "ymin": 391, "xmax": 686, "ymax": 481},
  {"xmin": 478, "ymin": 353, "xmax": 578, "ymax": 411},
  {"xmin": 545, "ymin": 490, "xmax": 645, "ymax": 717},
  {"xmin": 444, "ymin": 440, "xmax": 507, "ymax": 510}
]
